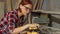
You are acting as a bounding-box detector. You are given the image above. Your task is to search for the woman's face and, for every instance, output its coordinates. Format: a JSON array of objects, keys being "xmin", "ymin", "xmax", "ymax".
[{"xmin": 20, "ymin": 4, "xmax": 32, "ymax": 15}]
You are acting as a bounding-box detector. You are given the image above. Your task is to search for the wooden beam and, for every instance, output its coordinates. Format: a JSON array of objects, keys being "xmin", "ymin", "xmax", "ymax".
[
  {"xmin": 31, "ymin": 10, "xmax": 60, "ymax": 24},
  {"xmin": 33, "ymin": 0, "xmax": 38, "ymax": 10},
  {"xmin": 32, "ymin": 10, "xmax": 60, "ymax": 15}
]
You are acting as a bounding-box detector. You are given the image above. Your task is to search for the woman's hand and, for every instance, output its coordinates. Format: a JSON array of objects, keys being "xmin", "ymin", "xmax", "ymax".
[
  {"xmin": 27, "ymin": 23, "xmax": 40, "ymax": 29},
  {"xmin": 12, "ymin": 23, "xmax": 40, "ymax": 34},
  {"xmin": 20, "ymin": 23, "xmax": 40, "ymax": 34}
]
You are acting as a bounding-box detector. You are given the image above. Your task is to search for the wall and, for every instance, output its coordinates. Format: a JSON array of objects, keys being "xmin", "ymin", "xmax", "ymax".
[
  {"xmin": 12, "ymin": 0, "xmax": 21, "ymax": 9},
  {"xmin": 42, "ymin": 0, "xmax": 60, "ymax": 28},
  {"xmin": 0, "ymin": 2, "xmax": 4, "ymax": 19}
]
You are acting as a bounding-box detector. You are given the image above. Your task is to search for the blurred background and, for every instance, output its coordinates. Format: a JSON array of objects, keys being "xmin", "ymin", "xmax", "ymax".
[{"xmin": 0, "ymin": 0, "xmax": 60, "ymax": 29}]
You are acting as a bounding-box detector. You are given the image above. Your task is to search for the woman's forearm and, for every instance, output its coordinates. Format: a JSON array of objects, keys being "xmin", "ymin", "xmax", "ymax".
[{"xmin": 12, "ymin": 24, "xmax": 29, "ymax": 34}]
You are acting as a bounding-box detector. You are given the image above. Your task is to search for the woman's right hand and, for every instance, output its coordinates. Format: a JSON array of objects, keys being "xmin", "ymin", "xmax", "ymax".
[
  {"xmin": 20, "ymin": 24, "xmax": 40, "ymax": 34},
  {"xmin": 12, "ymin": 23, "xmax": 40, "ymax": 34}
]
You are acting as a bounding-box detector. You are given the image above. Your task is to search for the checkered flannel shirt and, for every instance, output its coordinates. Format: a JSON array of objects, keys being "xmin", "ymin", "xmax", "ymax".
[{"xmin": 0, "ymin": 10, "xmax": 19, "ymax": 34}]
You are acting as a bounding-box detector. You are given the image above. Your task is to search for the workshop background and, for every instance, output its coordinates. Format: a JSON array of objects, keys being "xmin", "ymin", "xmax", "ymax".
[{"xmin": 0, "ymin": 0, "xmax": 60, "ymax": 29}]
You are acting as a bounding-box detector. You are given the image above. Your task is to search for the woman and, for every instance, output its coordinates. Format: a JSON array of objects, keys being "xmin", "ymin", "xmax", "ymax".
[{"xmin": 0, "ymin": 0, "xmax": 40, "ymax": 34}]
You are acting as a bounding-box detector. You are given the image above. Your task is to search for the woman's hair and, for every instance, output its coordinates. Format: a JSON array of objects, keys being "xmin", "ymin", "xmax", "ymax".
[
  {"xmin": 20, "ymin": 0, "xmax": 33, "ymax": 5},
  {"xmin": 17, "ymin": 0, "xmax": 33, "ymax": 12}
]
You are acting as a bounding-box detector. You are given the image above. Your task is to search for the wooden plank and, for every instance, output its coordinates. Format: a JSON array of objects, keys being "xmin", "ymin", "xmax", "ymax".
[
  {"xmin": 32, "ymin": 10, "xmax": 60, "ymax": 15},
  {"xmin": 33, "ymin": 0, "xmax": 38, "ymax": 9}
]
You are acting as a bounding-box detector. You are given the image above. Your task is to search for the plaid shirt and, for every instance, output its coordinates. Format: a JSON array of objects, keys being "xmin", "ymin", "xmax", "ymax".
[{"xmin": 0, "ymin": 10, "xmax": 19, "ymax": 34}]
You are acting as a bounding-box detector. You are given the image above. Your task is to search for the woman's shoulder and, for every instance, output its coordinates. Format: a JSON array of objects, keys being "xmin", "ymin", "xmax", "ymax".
[
  {"xmin": 7, "ymin": 9, "xmax": 17, "ymax": 14},
  {"xmin": 10, "ymin": 9, "xmax": 17, "ymax": 13},
  {"xmin": 4, "ymin": 9, "xmax": 18, "ymax": 17}
]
